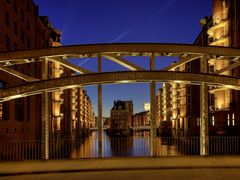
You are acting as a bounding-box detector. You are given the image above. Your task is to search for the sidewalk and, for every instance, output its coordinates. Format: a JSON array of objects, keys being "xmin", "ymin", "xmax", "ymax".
[{"xmin": 1, "ymin": 157, "xmax": 240, "ymax": 176}]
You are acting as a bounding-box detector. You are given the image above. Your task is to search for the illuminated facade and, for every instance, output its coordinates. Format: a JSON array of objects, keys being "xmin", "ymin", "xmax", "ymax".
[
  {"xmin": 157, "ymin": 83, "xmax": 172, "ymax": 133},
  {"xmin": 0, "ymin": 0, "xmax": 59, "ymax": 140},
  {"xmin": 0, "ymin": 0, "xmax": 94, "ymax": 140},
  {"xmin": 132, "ymin": 111, "xmax": 149, "ymax": 127},
  {"xmin": 74, "ymin": 88, "xmax": 95, "ymax": 138},
  {"xmin": 109, "ymin": 100, "xmax": 133, "ymax": 136},
  {"xmin": 157, "ymin": 0, "xmax": 240, "ymax": 136},
  {"xmin": 208, "ymin": 0, "xmax": 240, "ymax": 135}
]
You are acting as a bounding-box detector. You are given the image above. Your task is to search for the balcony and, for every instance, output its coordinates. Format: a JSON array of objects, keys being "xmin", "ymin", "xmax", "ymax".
[
  {"xmin": 209, "ymin": 36, "xmax": 229, "ymax": 46},
  {"xmin": 207, "ymin": 19, "xmax": 228, "ymax": 37}
]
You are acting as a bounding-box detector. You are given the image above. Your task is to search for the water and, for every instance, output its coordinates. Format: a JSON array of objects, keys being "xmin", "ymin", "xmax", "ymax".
[{"xmin": 71, "ymin": 131, "xmax": 180, "ymax": 158}]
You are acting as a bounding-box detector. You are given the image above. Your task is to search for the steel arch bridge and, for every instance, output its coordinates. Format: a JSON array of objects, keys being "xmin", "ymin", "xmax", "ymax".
[
  {"xmin": 0, "ymin": 43, "xmax": 240, "ymax": 158},
  {"xmin": 0, "ymin": 43, "xmax": 240, "ymax": 101}
]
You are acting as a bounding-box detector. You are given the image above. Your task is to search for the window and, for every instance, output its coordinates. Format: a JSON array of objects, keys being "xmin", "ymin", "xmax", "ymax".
[
  {"xmin": 27, "ymin": 19, "xmax": 30, "ymax": 30},
  {"xmin": 0, "ymin": 103, "xmax": 2, "ymax": 121},
  {"xmin": 212, "ymin": 115, "xmax": 215, "ymax": 126},
  {"xmin": 209, "ymin": 65, "xmax": 214, "ymax": 73},
  {"xmin": 21, "ymin": 30, "xmax": 24, "ymax": 42},
  {"xmin": 14, "ymin": 21, "xmax": 17, "ymax": 35},
  {"xmin": 0, "ymin": 81, "xmax": 3, "ymax": 120},
  {"xmin": 186, "ymin": 63, "xmax": 191, "ymax": 72},
  {"xmin": 188, "ymin": 117, "xmax": 191, "ymax": 129},
  {"xmin": 5, "ymin": 35, "xmax": 10, "ymax": 50},
  {"xmin": 15, "ymin": 99, "xmax": 24, "ymax": 121},
  {"xmin": 187, "ymin": 86, "xmax": 191, "ymax": 94},
  {"xmin": 0, "ymin": 81, "xmax": 4, "ymax": 88},
  {"xmin": 14, "ymin": 0, "xmax": 18, "ymax": 14},
  {"xmin": 27, "ymin": 97, "xmax": 30, "ymax": 122},
  {"xmin": 21, "ymin": 11, "xmax": 24, "ymax": 23},
  {"xmin": 5, "ymin": 12, "xmax": 9, "ymax": 27},
  {"xmin": 227, "ymin": 114, "xmax": 230, "ymax": 126},
  {"xmin": 2, "ymin": 102, "xmax": 9, "ymax": 120},
  {"xmin": 187, "ymin": 96, "xmax": 191, "ymax": 104},
  {"xmin": 197, "ymin": 118, "xmax": 200, "ymax": 126},
  {"xmin": 27, "ymin": 1, "xmax": 30, "ymax": 11},
  {"xmin": 14, "ymin": 43, "xmax": 17, "ymax": 50},
  {"xmin": 27, "ymin": 37, "xmax": 30, "ymax": 48},
  {"xmin": 187, "ymin": 104, "xmax": 191, "ymax": 113},
  {"xmin": 232, "ymin": 113, "xmax": 235, "ymax": 126}
]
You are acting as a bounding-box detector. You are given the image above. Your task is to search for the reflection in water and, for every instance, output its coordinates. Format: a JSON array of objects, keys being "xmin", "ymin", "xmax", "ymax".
[
  {"xmin": 109, "ymin": 138, "xmax": 133, "ymax": 157},
  {"xmin": 156, "ymin": 138, "xmax": 180, "ymax": 156},
  {"xmin": 71, "ymin": 131, "xmax": 180, "ymax": 158},
  {"xmin": 71, "ymin": 132, "xmax": 98, "ymax": 158}
]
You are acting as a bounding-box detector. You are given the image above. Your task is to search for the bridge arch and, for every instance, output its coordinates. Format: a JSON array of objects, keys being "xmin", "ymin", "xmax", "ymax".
[
  {"xmin": 1, "ymin": 43, "xmax": 240, "ymax": 60},
  {"xmin": 0, "ymin": 71, "xmax": 239, "ymax": 102}
]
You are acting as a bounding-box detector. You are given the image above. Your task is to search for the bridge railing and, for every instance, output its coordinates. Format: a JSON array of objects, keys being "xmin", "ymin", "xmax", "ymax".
[{"xmin": 1, "ymin": 136, "xmax": 240, "ymax": 161}]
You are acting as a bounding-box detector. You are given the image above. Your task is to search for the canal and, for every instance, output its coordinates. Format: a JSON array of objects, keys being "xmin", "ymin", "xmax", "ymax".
[{"xmin": 71, "ymin": 131, "xmax": 180, "ymax": 158}]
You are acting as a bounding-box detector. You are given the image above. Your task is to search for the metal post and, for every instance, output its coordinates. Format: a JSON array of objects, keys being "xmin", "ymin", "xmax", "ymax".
[
  {"xmin": 41, "ymin": 59, "xmax": 49, "ymax": 160},
  {"xmin": 200, "ymin": 56, "xmax": 209, "ymax": 156},
  {"xmin": 171, "ymin": 82, "xmax": 178, "ymax": 136},
  {"xmin": 98, "ymin": 54, "xmax": 103, "ymax": 158},
  {"xmin": 150, "ymin": 53, "xmax": 156, "ymax": 157}
]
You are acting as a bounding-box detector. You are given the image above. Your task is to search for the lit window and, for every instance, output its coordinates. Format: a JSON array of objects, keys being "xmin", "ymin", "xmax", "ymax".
[
  {"xmin": 197, "ymin": 118, "xmax": 200, "ymax": 126},
  {"xmin": 212, "ymin": 115, "xmax": 215, "ymax": 126},
  {"xmin": 232, "ymin": 113, "xmax": 235, "ymax": 126},
  {"xmin": 227, "ymin": 114, "xmax": 230, "ymax": 126}
]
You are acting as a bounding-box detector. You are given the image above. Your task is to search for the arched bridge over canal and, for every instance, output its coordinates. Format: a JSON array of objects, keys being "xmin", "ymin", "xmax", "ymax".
[{"xmin": 0, "ymin": 43, "xmax": 240, "ymax": 159}]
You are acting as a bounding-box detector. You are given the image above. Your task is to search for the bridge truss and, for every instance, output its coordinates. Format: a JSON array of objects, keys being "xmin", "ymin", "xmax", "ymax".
[{"xmin": 0, "ymin": 43, "xmax": 240, "ymax": 159}]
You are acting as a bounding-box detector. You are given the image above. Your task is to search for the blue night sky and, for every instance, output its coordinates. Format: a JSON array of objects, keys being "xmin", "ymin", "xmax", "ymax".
[{"xmin": 34, "ymin": 0, "xmax": 212, "ymax": 117}]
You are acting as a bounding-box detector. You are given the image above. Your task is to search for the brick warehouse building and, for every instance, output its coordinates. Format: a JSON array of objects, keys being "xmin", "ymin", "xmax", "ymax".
[
  {"xmin": 109, "ymin": 100, "xmax": 133, "ymax": 137},
  {"xmin": 0, "ymin": 0, "xmax": 95, "ymax": 142},
  {"xmin": 157, "ymin": 0, "xmax": 240, "ymax": 136}
]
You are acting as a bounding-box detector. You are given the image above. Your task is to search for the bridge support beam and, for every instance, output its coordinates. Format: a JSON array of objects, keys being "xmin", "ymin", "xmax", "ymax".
[
  {"xmin": 98, "ymin": 54, "xmax": 103, "ymax": 158},
  {"xmin": 200, "ymin": 56, "xmax": 209, "ymax": 156},
  {"xmin": 41, "ymin": 59, "xmax": 49, "ymax": 160},
  {"xmin": 150, "ymin": 53, "xmax": 157, "ymax": 157}
]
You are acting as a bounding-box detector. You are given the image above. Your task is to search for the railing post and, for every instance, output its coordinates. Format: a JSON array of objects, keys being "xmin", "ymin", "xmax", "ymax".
[
  {"xmin": 98, "ymin": 54, "xmax": 103, "ymax": 158},
  {"xmin": 150, "ymin": 53, "xmax": 157, "ymax": 157},
  {"xmin": 200, "ymin": 56, "xmax": 209, "ymax": 156},
  {"xmin": 41, "ymin": 59, "xmax": 49, "ymax": 160}
]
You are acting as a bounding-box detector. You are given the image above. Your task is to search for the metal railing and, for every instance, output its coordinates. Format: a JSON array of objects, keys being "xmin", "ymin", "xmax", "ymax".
[
  {"xmin": 1, "ymin": 136, "xmax": 240, "ymax": 161},
  {"xmin": 0, "ymin": 140, "xmax": 41, "ymax": 161}
]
